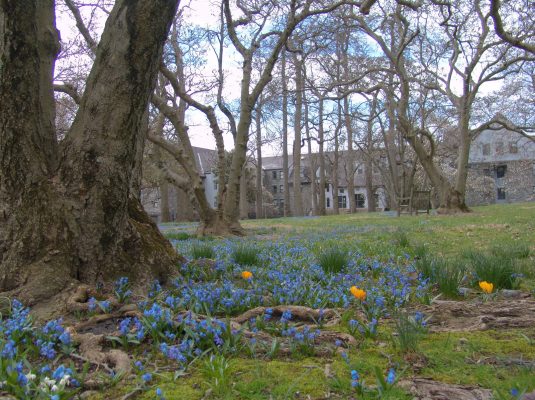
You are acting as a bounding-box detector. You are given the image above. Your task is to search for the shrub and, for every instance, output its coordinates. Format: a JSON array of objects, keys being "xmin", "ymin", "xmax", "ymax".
[
  {"xmin": 232, "ymin": 244, "xmax": 259, "ymax": 266},
  {"xmin": 317, "ymin": 246, "xmax": 349, "ymax": 274},
  {"xmin": 191, "ymin": 243, "xmax": 215, "ymax": 260}
]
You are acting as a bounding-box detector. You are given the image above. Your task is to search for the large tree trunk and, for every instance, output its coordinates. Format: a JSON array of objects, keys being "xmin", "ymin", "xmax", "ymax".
[
  {"xmin": 344, "ymin": 95, "xmax": 356, "ymax": 213},
  {"xmin": 304, "ymin": 95, "xmax": 317, "ymax": 215},
  {"xmin": 317, "ymin": 98, "xmax": 326, "ymax": 216},
  {"xmin": 0, "ymin": 0, "xmax": 182, "ymax": 306},
  {"xmin": 281, "ymin": 51, "xmax": 291, "ymax": 217},
  {"xmin": 365, "ymin": 96, "xmax": 377, "ymax": 212},
  {"xmin": 255, "ymin": 107, "xmax": 263, "ymax": 219},
  {"xmin": 239, "ymin": 165, "xmax": 249, "ymax": 219},
  {"xmin": 454, "ymin": 102, "xmax": 472, "ymax": 210},
  {"xmin": 292, "ymin": 52, "xmax": 304, "ymax": 216}
]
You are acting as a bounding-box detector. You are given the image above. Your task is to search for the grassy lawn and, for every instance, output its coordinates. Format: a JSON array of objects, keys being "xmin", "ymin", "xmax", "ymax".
[
  {"xmin": 140, "ymin": 203, "xmax": 534, "ymax": 399},
  {"xmin": 2, "ymin": 203, "xmax": 534, "ymax": 399}
]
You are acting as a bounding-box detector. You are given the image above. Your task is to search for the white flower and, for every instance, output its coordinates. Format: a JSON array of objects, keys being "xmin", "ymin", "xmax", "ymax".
[
  {"xmin": 60, "ymin": 375, "xmax": 71, "ymax": 386},
  {"xmin": 25, "ymin": 373, "xmax": 37, "ymax": 381},
  {"xmin": 51, "ymin": 384, "xmax": 59, "ymax": 392},
  {"xmin": 44, "ymin": 377, "xmax": 56, "ymax": 386}
]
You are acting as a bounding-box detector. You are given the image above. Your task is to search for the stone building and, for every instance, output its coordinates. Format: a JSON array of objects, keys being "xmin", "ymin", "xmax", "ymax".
[
  {"xmin": 466, "ymin": 129, "xmax": 535, "ymax": 205},
  {"xmin": 262, "ymin": 151, "xmax": 387, "ymax": 217},
  {"xmin": 141, "ymin": 147, "xmax": 221, "ymax": 223},
  {"xmin": 141, "ymin": 146, "xmax": 257, "ymax": 223}
]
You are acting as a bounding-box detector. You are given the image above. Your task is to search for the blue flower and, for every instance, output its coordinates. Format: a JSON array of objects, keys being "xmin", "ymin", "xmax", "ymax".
[
  {"xmin": 142, "ymin": 372, "xmax": 152, "ymax": 382},
  {"xmin": 386, "ymin": 368, "xmax": 395, "ymax": 384},
  {"xmin": 88, "ymin": 297, "xmax": 97, "ymax": 312},
  {"xmin": 59, "ymin": 331, "xmax": 71, "ymax": 345}
]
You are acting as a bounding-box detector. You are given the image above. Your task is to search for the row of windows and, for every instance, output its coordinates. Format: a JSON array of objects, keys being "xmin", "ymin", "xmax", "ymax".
[
  {"xmin": 272, "ymin": 185, "xmax": 284, "ymax": 194},
  {"xmin": 482, "ymin": 142, "xmax": 518, "ymax": 156},
  {"xmin": 336, "ymin": 194, "xmax": 366, "ymax": 209},
  {"xmin": 482, "ymin": 165, "xmax": 507, "ymax": 178},
  {"xmin": 270, "ymin": 165, "xmax": 375, "ymax": 183},
  {"xmin": 271, "ymin": 170, "xmax": 284, "ymax": 180}
]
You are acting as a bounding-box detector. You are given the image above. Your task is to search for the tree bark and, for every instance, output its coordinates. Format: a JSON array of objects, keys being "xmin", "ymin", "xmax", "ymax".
[
  {"xmin": 317, "ymin": 98, "xmax": 326, "ymax": 215},
  {"xmin": 281, "ymin": 50, "xmax": 291, "ymax": 217},
  {"xmin": 255, "ymin": 107, "xmax": 263, "ymax": 219},
  {"xmin": 239, "ymin": 165, "xmax": 249, "ymax": 219},
  {"xmin": 0, "ymin": 0, "xmax": 182, "ymax": 306},
  {"xmin": 365, "ymin": 98, "xmax": 376, "ymax": 212},
  {"xmin": 304, "ymin": 98, "xmax": 317, "ymax": 215},
  {"xmin": 344, "ymin": 95, "xmax": 356, "ymax": 213},
  {"xmin": 292, "ymin": 51, "xmax": 304, "ymax": 216}
]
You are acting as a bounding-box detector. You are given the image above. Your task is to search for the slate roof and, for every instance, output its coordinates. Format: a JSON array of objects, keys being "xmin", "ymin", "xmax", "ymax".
[{"xmin": 192, "ymin": 146, "xmax": 218, "ymax": 175}]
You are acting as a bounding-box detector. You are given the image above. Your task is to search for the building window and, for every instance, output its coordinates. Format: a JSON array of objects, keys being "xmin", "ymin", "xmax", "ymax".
[
  {"xmin": 482, "ymin": 143, "xmax": 490, "ymax": 156},
  {"xmin": 280, "ymin": 171, "xmax": 284, "ymax": 179},
  {"xmin": 272, "ymin": 171, "xmax": 277, "ymax": 179},
  {"xmin": 279, "ymin": 185, "xmax": 284, "ymax": 193},
  {"xmin": 357, "ymin": 167, "xmax": 363, "ymax": 175},
  {"xmin": 497, "ymin": 188, "xmax": 506, "ymax": 200},
  {"xmin": 509, "ymin": 142, "xmax": 518, "ymax": 154},
  {"xmin": 496, "ymin": 141, "xmax": 504, "ymax": 155},
  {"xmin": 338, "ymin": 195, "xmax": 347, "ymax": 209},
  {"xmin": 325, "ymin": 183, "xmax": 329, "ymax": 192},
  {"xmin": 355, "ymin": 193, "xmax": 365, "ymax": 208},
  {"xmin": 327, "ymin": 198, "xmax": 330, "ymax": 208},
  {"xmin": 496, "ymin": 165, "xmax": 507, "ymax": 178},
  {"xmin": 339, "ymin": 188, "xmax": 345, "ymax": 194},
  {"xmin": 272, "ymin": 185, "xmax": 277, "ymax": 194},
  {"xmin": 213, "ymin": 180, "xmax": 218, "ymax": 190}
]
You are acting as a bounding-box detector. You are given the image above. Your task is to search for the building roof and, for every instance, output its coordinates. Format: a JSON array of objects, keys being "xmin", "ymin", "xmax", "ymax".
[{"xmin": 192, "ymin": 146, "xmax": 219, "ymax": 175}]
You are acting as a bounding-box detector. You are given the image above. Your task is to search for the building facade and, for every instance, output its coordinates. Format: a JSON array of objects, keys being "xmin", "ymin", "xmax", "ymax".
[
  {"xmin": 262, "ymin": 151, "xmax": 387, "ymax": 217},
  {"xmin": 466, "ymin": 129, "xmax": 535, "ymax": 206}
]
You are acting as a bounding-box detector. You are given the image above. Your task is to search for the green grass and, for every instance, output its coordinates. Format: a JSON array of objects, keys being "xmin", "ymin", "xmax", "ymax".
[
  {"xmin": 464, "ymin": 250, "xmax": 520, "ymax": 290},
  {"xmin": 317, "ymin": 246, "xmax": 349, "ymax": 274},
  {"xmin": 146, "ymin": 203, "xmax": 535, "ymax": 399},
  {"xmin": 232, "ymin": 244, "xmax": 259, "ymax": 266},
  {"xmin": 166, "ymin": 232, "xmax": 194, "ymax": 241},
  {"xmin": 191, "ymin": 242, "xmax": 215, "ymax": 259}
]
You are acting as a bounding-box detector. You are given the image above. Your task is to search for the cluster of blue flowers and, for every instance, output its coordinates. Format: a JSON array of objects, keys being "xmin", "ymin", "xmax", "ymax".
[{"xmin": 0, "ymin": 301, "xmax": 78, "ymax": 399}]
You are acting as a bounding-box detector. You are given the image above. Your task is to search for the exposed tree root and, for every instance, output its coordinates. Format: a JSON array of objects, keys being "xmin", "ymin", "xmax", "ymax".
[
  {"xmin": 71, "ymin": 331, "xmax": 132, "ymax": 380},
  {"xmin": 418, "ymin": 298, "xmax": 535, "ymax": 332},
  {"xmin": 399, "ymin": 378, "xmax": 493, "ymax": 400},
  {"xmin": 232, "ymin": 305, "xmax": 340, "ymax": 324}
]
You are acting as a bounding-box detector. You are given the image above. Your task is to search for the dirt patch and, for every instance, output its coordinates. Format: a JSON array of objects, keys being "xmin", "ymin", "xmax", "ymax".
[
  {"xmin": 399, "ymin": 378, "xmax": 493, "ymax": 400},
  {"xmin": 419, "ymin": 298, "xmax": 535, "ymax": 332}
]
